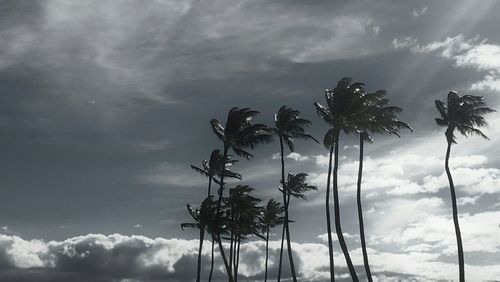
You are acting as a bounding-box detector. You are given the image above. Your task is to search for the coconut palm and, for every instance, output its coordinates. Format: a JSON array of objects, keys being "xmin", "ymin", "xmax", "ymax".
[
  {"xmin": 191, "ymin": 149, "xmax": 242, "ymax": 282},
  {"xmin": 273, "ymin": 105, "xmax": 318, "ymax": 282},
  {"xmin": 314, "ymin": 77, "xmax": 364, "ymax": 281},
  {"xmin": 350, "ymin": 90, "xmax": 411, "ymax": 281},
  {"xmin": 435, "ymin": 91, "xmax": 494, "ymax": 282},
  {"xmin": 181, "ymin": 196, "xmax": 220, "ymax": 282},
  {"xmin": 210, "ymin": 107, "xmax": 273, "ymax": 282},
  {"xmin": 225, "ymin": 185, "xmax": 263, "ymax": 282},
  {"xmin": 259, "ymin": 199, "xmax": 285, "ymax": 282}
]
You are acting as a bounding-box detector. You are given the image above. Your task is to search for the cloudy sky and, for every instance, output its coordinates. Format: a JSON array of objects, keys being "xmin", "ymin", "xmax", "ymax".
[{"xmin": 1, "ymin": 0, "xmax": 500, "ymax": 281}]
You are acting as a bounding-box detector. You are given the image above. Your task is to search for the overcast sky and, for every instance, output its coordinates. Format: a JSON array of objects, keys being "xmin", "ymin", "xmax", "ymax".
[{"xmin": 1, "ymin": 0, "xmax": 499, "ymax": 281}]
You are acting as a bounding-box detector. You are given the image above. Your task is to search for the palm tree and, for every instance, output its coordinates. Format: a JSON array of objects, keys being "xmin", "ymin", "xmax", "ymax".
[
  {"xmin": 181, "ymin": 196, "xmax": 219, "ymax": 282},
  {"xmin": 210, "ymin": 107, "xmax": 273, "ymax": 282},
  {"xmin": 259, "ymin": 199, "xmax": 285, "ymax": 282},
  {"xmin": 435, "ymin": 91, "xmax": 494, "ymax": 282},
  {"xmin": 191, "ymin": 149, "xmax": 242, "ymax": 282},
  {"xmin": 349, "ymin": 90, "xmax": 411, "ymax": 281},
  {"xmin": 225, "ymin": 185, "xmax": 263, "ymax": 282},
  {"xmin": 314, "ymin": 77, "xmax": 364, "ymax": 281},
  {"xmin": 273, "ymin": 105, "xmax": 318, "ymax": 282}
]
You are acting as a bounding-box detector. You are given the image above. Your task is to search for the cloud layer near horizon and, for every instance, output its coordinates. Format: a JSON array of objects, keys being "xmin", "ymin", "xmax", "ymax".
[{"xmin": 1, "ymin": 232, "xmax": 499, "ymax": 282}]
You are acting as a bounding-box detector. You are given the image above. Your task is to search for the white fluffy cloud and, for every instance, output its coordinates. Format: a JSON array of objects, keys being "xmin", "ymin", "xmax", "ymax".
[
  {"xmin": 0, "ymin": 232, "xmax": 498, "ymax": 282},
  {"xmin": 393, "ymin": 34, "xmax": 500, "ymax": 91}
]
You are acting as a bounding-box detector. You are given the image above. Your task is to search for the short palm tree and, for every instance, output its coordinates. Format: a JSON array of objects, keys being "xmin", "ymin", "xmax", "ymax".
[
  {"xmin": 350, "ymin": 90, "xmax": 411, "ymax": 281},
  {"xmin": 314, "ymin": 77, "xmax": 364, "ymax": 281},
  {"xmin": 435, "ymin": 91, "xmax": 494, "ymax": 282},
  {"xmin": 259, "ymin": 199, "xmax": 285, "ymax": 282},
  {"xmin": 181, "ymin": 196, "xmax": 219, "ymax": 282},
  {"xmin": 210, "ymin": 107, "xmax": 273, "ymax": 282},
  {"xmin": 191, "ymin": 149, "xmax": 241, "ymax": 282},
  {"xmin": 225, "ymin": 185, "xmax": 263, "ymax": 282},
  {"xmin": 273, "ymin": 105, "xmax": 318, "ymax": 282}
]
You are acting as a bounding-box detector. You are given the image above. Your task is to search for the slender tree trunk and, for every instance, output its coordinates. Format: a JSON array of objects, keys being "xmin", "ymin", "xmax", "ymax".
[
  {"xmin": 284, "ymin": 194, "xmax": 296, "ymax": 280},
  {"xmin": 216, "ymin": 235, "xmax": 233, "ymax": 282},
  {"xmin": 196, "ymin": 228, "xmax": 205, "ymax": 282},
  {"xmin": 278, "ymin": 137, "xmax": 298, "ymax": 282},
  {"xmin": 229, "ymin": 210, "xmax": 234, "ymax": 276},
  {"xmin": 208, "ymin": 237, "xmax": 215, "ymax": 282},
  {"xmin": 264, "ymin": 228, "xmax": 270, "ymax": 282},
  {"xmin": 356, "ymin": 135, "xmax": 372, "ymax": 282},
  {"xmin": 445, "ymin": 140, "xmax": 465, "ymax": 282},
  {"xmin": 333, "ymin": 129, "xmax": 358, "ymax": 281},
  {"xmin": 235, "ymin": 234, "xmax": 241, "ymax": 282},
  {"xmin": 325, "ymin": 144, "xmax": 335, "ymax": 282},
  {"xmin": 277, "ymin": 218, "xmax": 286, "ymax": 282},
  {"xmin": 208, "ymin": 176, "xmax": 213, "ymax": 197},
  {"xmin": 233, "ymin": 231, "xmax": 237, "ymax": 280},
  {"xmin": 207, "ymin": 176, "xmax": 214, "ymax": 282},
  {"xmin": 215, "ymin": 146, "xmax": 234, "ymax": 282}
]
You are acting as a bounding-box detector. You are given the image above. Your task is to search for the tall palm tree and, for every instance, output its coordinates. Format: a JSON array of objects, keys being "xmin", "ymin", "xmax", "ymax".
[
  {"xmin": 273, "ymin": 105, "xmax": 318, "ymax": 282},
  {"xmin": 435, "ymin": 91, "xmax": 494, "ymax": 282},
  {"xmin": 210, "ymin": 107, "xmax": 273, "ymax": 282},
  {"xmin": 191, "ymin": 149, "xmax": 241, "ymax": 282},
  {"xmin": 314, "ymin": 77, "xmax": 364, "ymax": 281},
  {"xmin": 349, "ymin": 90, "xmax": 411, "ymax": 281},
  {"xmin": 181, "ymin": 196, "xmax": 219, "ymax": 282},
  {"xmin": 259, "ymin": 199, "xmax": 285, "ymax": 282}
]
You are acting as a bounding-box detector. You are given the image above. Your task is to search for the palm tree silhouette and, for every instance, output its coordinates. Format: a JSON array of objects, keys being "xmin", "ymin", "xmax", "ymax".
[
  {"xmin": 191, "ymin": 149, "xmax": 241, "ymax": 282},
  {"xmin": 191, "ymin": 149, "xmax": 241, "ymax": 197},
  {"xmin": 259, "ymin": 199, "xmax": 285, "ymax": 282},
  {"xmin": 181, "ymin": 196, "xmax": 220, "ymax": 282},
  {"xmin": 225, "ymin": 185, "xmax": 263, "ymax": 282},
  {"xmin": 350, "ymin": 90, "xmax": 411, "ymax": 281},
  {"xmin": 273, "ymin": 105, "xmax": 318, "ymax": 282},
  {"xmin": 435, "ymin": 91, "xmax": 494, "ymax": 282},
  {"xmin": 210, "ymin": 107, "xmax": 273, "ymax": 282},
  {"xmin": 314, "ymin": 77, "xmax": 364, "ymax": 281}
]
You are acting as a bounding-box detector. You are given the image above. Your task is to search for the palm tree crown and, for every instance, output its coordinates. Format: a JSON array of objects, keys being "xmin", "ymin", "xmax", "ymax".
[
  {"xmin": 314, "ymin": 77, "xmax": 366, "ymax": 146},
  {"xmin": 211, "ymin": 107, "xmax": 273, "ymax": 159},
  {"xmin": 191, "ymin": 149, "xmax": 242, "ymax": 186},
  {"xmin": 354, "ymin": 90, "xmax": 412, "ymax": 142},
  {"xmin": 274, "ymin": 105, "xmax": 318, "ymax": 151},
  {"xmin": 283, "ymin": 173, "xmax": 317, "ymax": 200},
  {"xmin": 259, "ymin": 199, "xmax": 285, "ymax": 230},
  {"xmin": 435, "ymin": 91, "xmax": 495, "ymax": 143}
]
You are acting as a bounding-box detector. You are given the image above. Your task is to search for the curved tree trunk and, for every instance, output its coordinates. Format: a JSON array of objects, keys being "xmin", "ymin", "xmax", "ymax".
[
  {"xmin": 216, "ymin": 235, "xmax": 233, "ymax": 282},
  {"xmin": 208, "ymin": 237, "xmax": 215, "ymax": 282},
  {"xmin": 277, "ymin": 219, "xmax": 286, "ymax": 282},
  {"xmin": 326, "ymin": 145, "xmax": 335, "ymax": 282},
  {"xmin": 264, "ymin": 228, "xmax": 270, "ymax": 282},
  {"xmin": 196, "ymin": 228, "xmax": 205, "ymax": 282},
  {"xmin": 333, "ymin": 129, "xmax": 358, "ymax": 281},
  {"xmin": 278, "ymin": 137, "xmax": 298, "ymax": 282},
  {"xmin": 215, "ymin": 146, "xmax": 234, "ymax": 282},
  {"xmin": 356, "ymin": 135, "xmax": 372, "ymax": 282},
  {"xmin": 284, "ymin": 194, "xmax": 296, "ymax": 281},
  {"xmin": 445, "ymin": 140, "xmax": 465, "ymax": 282}
]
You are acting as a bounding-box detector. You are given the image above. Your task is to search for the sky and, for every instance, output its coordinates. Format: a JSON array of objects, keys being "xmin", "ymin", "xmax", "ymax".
[{"xmin": 1, "ymin": 0, "xmax": 499, "ymax": 281}]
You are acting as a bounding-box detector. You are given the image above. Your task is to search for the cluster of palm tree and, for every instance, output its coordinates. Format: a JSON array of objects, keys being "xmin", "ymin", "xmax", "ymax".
[{"xmin": 182, "ymin": 77, "xmax": 494, "ymax": 282}]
